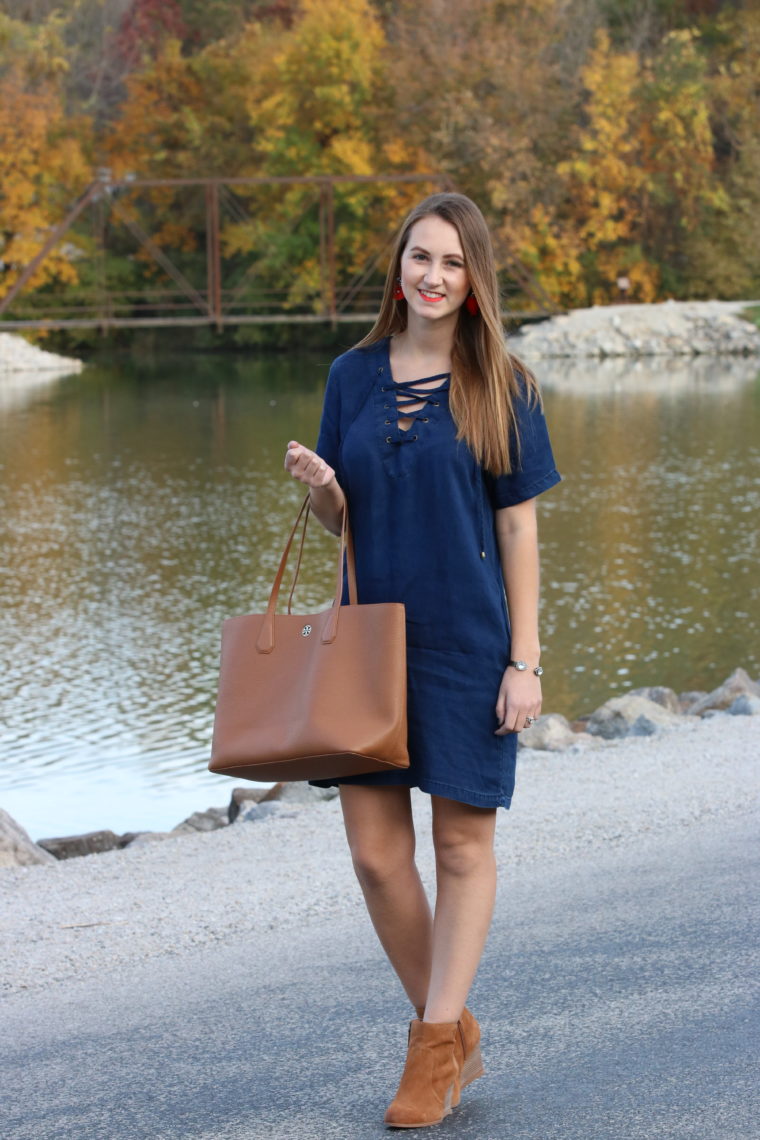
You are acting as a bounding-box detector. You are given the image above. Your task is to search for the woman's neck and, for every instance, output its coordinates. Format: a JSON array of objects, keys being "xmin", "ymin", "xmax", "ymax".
[{"xmin": 393, "ymin": 312, "xmax": 457, "ymax": 368}]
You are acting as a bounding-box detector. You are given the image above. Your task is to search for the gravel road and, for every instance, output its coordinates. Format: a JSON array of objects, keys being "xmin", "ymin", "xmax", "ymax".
[
  {"xmin": 1, "ymin": 714, "xmax": 758, "ymax": 1139},
  {"xmin": 1, "ymin": 715, "xmax": 757, "ymax": 997}
]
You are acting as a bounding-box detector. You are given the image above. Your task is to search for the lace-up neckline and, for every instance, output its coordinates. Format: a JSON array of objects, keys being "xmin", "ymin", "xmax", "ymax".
[
  {"xmin": 393, "ymin": 373, "xmax": 450, "ymax": 431},
  {"xmin": 379, "ymin": 371, "xmax": 451, "ymax": 444}
]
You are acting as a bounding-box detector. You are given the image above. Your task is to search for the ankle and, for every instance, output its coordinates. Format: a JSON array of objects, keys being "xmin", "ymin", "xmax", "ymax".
[{"xmin": 422, "ymin": 1004, "xmax": 464, "ymax": 1023}]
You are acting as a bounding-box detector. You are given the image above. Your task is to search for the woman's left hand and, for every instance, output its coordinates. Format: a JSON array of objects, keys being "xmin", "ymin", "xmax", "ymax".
[{"xmin": 495, "ymin": 668, "xmax": 542, "ymax": 735}]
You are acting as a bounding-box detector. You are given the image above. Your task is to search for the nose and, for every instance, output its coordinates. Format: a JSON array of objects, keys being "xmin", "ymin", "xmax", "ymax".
[{"xmin": 423, "ymin": 261, "xmax": 444, "ymax": 286}]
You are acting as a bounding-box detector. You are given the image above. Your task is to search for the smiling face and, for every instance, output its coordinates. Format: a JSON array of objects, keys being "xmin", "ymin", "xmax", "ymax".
[{"xmin": 398, "ymin": 215, "xmax": 470, "ymax": 322}]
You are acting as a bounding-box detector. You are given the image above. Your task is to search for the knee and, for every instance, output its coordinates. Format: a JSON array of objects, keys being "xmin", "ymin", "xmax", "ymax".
[
  {"xmin": 434, "ymin": 833, "xmax": 494, "ymax": 879},
  {"xmin": 349, "ymin": 838, "xmax": 415, "ymax": 890}
]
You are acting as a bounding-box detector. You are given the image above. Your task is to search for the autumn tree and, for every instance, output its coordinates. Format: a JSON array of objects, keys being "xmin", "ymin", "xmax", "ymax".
[
  {"xmin": 0, "ymin": 14, "xmax": 90, "ymax": 302},
  {"xmin": 513, "ymin": 25, "xmax": 728, "ymax": 306},
  {"xmin": 105, "ymin": 0, "xmax": 421, "ymax": 312},
  {"xmin": 383, "ymin": 0, "xmax": 597, "ymax": 308},
  {"xmin": 552, "ymin": 30, "xmax": 663, "ymax": 304},
  {"xmin": 5, "ymin": 0, "xmax": 759, "ymax": 323},
  {"xmin": 236, "ymin": 0, "xmax": 421, "ymax": 308},
  {"xmin": 683, "ymin": 1, "xmax": 760, "ymax": 296}
]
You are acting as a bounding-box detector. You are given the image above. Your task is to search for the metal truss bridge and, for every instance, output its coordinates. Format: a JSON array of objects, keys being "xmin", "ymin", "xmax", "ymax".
[{"xmin": 0, "ymin": 173, "xmax": 559, "ymax": 331}]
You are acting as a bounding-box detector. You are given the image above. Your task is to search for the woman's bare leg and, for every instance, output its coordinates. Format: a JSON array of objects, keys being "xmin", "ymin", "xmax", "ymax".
[
  {"xmin": 339, "ymin": 784, "xmax": 433, "ymax": 1011},
  {"xmin": 423, "ymin": 795, "xmax": 497, "ymax": 1023}
]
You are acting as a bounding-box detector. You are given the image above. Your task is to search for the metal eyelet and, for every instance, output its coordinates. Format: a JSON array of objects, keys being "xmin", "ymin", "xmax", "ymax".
[
  {"xmin": 384, "ymin": 403, "xmax": 390, "ymax": 409},
  {"xmin": 412, "ymin": 435, "xmax": 418, "ymax": 441},
  {"xmin": 422, "ymin": 417, "xmax": 429, "ymax": 423},
  {"xmin": 386, "ymin": 436, "xmax": 392, "ymax": 443},
  {"xmin": 385, "ymin": 419, "xmax": 391, "ymax": 425}
]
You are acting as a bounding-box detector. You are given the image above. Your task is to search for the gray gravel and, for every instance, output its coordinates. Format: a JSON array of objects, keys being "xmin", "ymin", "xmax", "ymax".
[
  {"xmin": 0, "ymin": 332, "xmax": 83, "ymax": 374},
  {"xmin": 512, "ymin": 299, "xmax": 760, "ymax": 357},
  {"xmin": 1, "ymin": 714, "xmax": 757, "ymax": 999}
]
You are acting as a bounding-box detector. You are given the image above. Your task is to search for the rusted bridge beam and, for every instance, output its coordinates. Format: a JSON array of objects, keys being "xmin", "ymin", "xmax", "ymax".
[{"xmin": 0, "ymin": 181, "xmax": 102, "ymax": 317}]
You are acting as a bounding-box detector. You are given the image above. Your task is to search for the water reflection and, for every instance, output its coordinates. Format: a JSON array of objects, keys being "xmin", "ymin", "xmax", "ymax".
[
  {"xmin": 1, "ymin": 349, "xmax": 758, "ymax": 836},
  {"xmin": 536, "ymin": 352, "xmax": 760, "ymax": 392},
  {"xmin": 537, "ymin": 355, "xmax": 760, "ymax": 716},
  {"xmin": 0, "ymin": 365, "xmax": 80, "ymax": 414}
]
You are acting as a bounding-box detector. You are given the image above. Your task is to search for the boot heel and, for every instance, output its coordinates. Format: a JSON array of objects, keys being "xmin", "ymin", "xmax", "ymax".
[{"xmin": 460, "ymin": 1042, "xmax": 485, "ymax": 1088}]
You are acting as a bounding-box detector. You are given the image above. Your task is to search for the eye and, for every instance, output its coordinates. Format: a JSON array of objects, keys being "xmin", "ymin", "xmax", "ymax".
[
  {"xmin": 412, "ymin": 252, "xmax": 428, "ymax": 261},
  {"xmin": 446, "ymin": 260, "xmax": 464, "ymax": 269}
]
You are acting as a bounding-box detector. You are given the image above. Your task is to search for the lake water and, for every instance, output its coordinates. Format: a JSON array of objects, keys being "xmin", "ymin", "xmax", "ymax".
[{"xmin": 1, "ymin": 347, "xmax": 758, "ymax": 839}]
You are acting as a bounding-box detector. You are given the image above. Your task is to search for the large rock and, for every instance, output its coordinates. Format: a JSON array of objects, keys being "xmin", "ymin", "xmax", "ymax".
[
  {"xmin": 37, "ymin": 829, "xmax": 124, "ymax": 860},
  {"xmin": 587, "ymin": 694, "xmax": 684, "ymax": 739},
  {"xmin": 124, "ymin": 831, "xmax": 178, "ymax": 847},
  {"xmin": 260, "ymin": 781, "xmax": 339, "ymax": 804},
  {"xmin": 234, "ymin": 801, "xmax": 282, "ymax": 824},
  {"xmin": 727, "ymin": 693, "xmax": 760, "ymax": 717},
  {"xmin": 0, "ymin": 809, "xmax": 57, "ymax": 868},
  {"xmin": 678, "ymin": 690, "xmax": 708, "ymax": 714},
  {"xmin": 688, "ymin": 668, "xmax": 760, "ymax": 717},
  {"xmin": 228, "ymin": 785, "xmax": 275, "ymax": 823},
  {"xmin": 172, "ymin": 806, "xmax": 228, "ymax": 834},
  {"xmin": 518, "ymin": 713, "xmax": 577, "ymax": 752},
  {"xmin": 627, "ymin": 686, "xmax": 681, "ymax": 714}
]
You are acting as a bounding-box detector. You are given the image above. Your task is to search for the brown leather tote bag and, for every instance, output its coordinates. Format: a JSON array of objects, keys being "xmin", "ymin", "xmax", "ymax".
[{"xmin": 209, "ymin": 494, "xmax": 409, "ymax": 783}]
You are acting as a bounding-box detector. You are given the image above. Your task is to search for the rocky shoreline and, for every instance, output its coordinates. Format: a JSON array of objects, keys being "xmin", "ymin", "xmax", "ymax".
[
  {"xmin": 512, "ymin": 299, "xmax": 760, "ymax": 357},
  {"xmin": 0, "ymin": 332, "xmax": 83, "ymax": 375},
  {"xmin": 2, "ymin": 666, "xmax": 758, "ymax": 870},
  {"xmin": 2, "ymin": 302, "xmax": 760, "ymax": 376}
]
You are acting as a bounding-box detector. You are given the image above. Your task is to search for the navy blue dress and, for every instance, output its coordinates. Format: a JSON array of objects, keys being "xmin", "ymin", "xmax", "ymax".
[{"xmin": 311, "ymin": 337, "xmax": 560, "ymax": 809}]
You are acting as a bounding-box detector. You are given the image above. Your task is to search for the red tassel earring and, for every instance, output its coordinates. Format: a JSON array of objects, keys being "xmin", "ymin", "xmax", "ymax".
[
  {"xmin": 393, "ymin": 279, "xmax": 405, "ymax": 301},
  {"xmin": 465, "ymin": 293, "xmax": 479, "ymax": 316}
]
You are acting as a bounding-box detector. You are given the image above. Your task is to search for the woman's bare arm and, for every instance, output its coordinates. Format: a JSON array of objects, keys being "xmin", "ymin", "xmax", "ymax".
[
  {"xmin": 493, "ymin": 497, "xmax": 543, "ymax": 734},
  {"xmin": 284, "ymin": 440, "xmax": 345, "ymax": 536}
]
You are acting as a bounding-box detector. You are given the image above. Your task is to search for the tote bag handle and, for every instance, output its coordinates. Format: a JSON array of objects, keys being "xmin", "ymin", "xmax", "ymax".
[{"xmin": 256, "ymin": 493, "xmax": 357, "ymax": 654}]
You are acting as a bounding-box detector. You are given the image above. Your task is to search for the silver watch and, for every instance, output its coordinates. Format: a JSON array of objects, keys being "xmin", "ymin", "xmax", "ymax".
[{"xmin": 509, "ymin": 660, "xmax": 544, "ymax": 677}]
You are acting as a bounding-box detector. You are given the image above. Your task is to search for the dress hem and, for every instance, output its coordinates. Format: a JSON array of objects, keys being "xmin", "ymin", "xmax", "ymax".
[{"xmin": 309, "ymin": 774, "xmax": 513, "ymax": 811}]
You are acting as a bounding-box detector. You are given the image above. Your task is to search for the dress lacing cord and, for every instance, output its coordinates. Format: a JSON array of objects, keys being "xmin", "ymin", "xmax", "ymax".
[{"xmin": 381, "ymin": 374, "xmax": 450, "ymax": 445}]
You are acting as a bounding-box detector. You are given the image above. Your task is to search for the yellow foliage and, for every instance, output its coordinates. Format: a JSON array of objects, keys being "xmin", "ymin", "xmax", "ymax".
[
  {"xmin": 0, "ymin": 70, "xmax": 90, "ymax": 298},
  {"xmin": 521, "ymin": 26, "xmax": 720, "ymax": 305},
  {"xmin": 508, "ymin": 204, "xmax": 587, "ymax": 309},
  {"xmin": 253, "ymin": 0, "xmax": 399, "ymax": 174},
  {"xmin": 0, "ymin": 11, "xmax": 71, "ymax": 84}
]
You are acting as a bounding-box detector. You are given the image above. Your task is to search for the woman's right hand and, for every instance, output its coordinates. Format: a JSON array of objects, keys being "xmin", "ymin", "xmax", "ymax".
[{"xmin": 284, "ymin": 440, "xmax": 336, "ymax": 489}]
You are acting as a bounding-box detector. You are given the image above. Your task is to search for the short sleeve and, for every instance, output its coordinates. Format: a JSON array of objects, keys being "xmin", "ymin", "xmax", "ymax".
[
  {"xmin": 485, "ymin": 377, "xmax": 561, "ymax": 509},
  {"xmin": 315, "ymin": 362, "xmax": 343, "ymax": 484}
]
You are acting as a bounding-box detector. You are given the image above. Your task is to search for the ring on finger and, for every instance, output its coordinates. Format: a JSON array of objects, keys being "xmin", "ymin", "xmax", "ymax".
[{"xmin": 525, "ymin": 715, "xmax": 536, "ymax": 725}]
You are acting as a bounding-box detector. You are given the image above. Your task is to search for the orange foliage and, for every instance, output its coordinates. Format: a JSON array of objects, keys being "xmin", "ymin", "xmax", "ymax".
[{"xmin": 0, "ymin": 69, "xmax": 90, "ymax": 298}]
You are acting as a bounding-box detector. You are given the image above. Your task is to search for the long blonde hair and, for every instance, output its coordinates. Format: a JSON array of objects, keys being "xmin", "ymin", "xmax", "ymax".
[{"xmin": 356, "ymin": 192, "xmax": 540, "ymax": 476}]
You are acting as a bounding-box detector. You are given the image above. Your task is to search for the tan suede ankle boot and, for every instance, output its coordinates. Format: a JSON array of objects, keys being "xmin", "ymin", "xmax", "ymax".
[
  {"xmin": 412, "ymin": 1007, "xmax": 485, "ymax": 1103},
  {"xmin": 384, "ymin": 1019, "xmax": 460, "ymax": 1128},
  {"xmin": 413, "ymin": 1005, "xmax": 485, "ymax": 1106}
]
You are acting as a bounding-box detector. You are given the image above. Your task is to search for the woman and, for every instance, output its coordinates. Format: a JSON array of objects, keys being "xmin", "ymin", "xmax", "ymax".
[{"xmin": 284, "ymin": 192, "xmax": 560, "ymax": 1129}]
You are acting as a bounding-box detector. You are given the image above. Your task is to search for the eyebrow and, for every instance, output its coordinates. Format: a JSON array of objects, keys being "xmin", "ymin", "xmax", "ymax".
[{"xmin": 408, "ymin": 245, "xmax": 464, "ymax": 259}]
